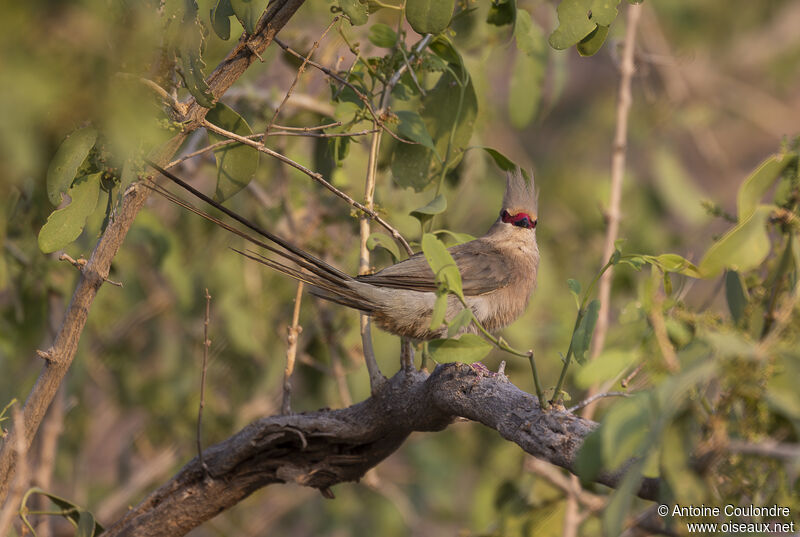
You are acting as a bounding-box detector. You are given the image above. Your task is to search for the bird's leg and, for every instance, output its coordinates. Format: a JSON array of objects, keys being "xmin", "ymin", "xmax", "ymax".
[
  {"xmin": 360, "ymin": 315, "xmax": 386, "ymax": 393},
  {"xmin": 400, "ymin": 337, "xmax": 415, "ymax": 372}
]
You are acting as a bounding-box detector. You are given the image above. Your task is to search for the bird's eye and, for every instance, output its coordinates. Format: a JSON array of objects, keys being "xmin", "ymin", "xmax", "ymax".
[{"xmin": 514, "ymin": 217, "xmax": 530, "ymax": 228}]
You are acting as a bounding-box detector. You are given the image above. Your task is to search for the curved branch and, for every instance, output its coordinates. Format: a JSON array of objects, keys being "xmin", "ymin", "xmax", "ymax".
[{"xmin": 103, "ymin": 363, "xmax": 659, "ymax": 537}]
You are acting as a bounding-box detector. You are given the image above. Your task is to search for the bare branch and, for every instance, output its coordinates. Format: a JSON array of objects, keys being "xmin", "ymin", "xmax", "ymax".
[
  {"xmin": 197, "ymin": 289, "xmax": 212, "ymax": 472},
  {"xmin": 282, "ymin": 282, "xmax": 304, "ymax": 414},
  {"xmin": 101, "ymin": 363, "xmax": 660, "ymax": 537}
]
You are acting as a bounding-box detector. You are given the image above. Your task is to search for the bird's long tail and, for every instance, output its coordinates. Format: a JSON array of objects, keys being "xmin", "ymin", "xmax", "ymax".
[{"xmin": 144, "ymin": 161, "xmax": 374, "ymax": 312}]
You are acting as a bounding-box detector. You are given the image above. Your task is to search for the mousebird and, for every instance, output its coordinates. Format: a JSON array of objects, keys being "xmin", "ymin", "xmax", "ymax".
[{"xmin": 146, "ymin": 162, "xmax": 539, "ymax": 340}]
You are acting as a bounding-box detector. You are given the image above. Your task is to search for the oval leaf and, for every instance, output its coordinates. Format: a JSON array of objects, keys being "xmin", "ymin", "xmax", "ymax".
[
  {"xmin": 395, "ymin": 110, "xmax": 435, "ymax": 150},
  {"xmin": 366, "ymin": 232, "xmax": 401, "ymax": 262},
  {"xmin": 697, "ymin": 205, "xmax": 771, "ymax": 278},
  {"xmin": 421, "ymin": 233, "xmax": 463, "ymax": 299},
  {"xmin": 339, "ymin": 0, "xmax": 368, "ymax": 26},
  {"xmin": 429, "ymin": 333, "xmax": 493, "ymax": 363},
  {"xmin": 46, "ymin": 127, "xmax": 97, "ymax": 205},
  {"xmin": 38, "ymin": 173, "xmax": 102, "ymax": 253},
  {"xmin": 737, "ymin": 152, "xmax": 798, "ymax": 221},
  {"xmin": 576, "ymin": 24, "xmax": 608, "ymax": 56},
  {"xmin": 230, "ymin": 0, "xmax": 267, "ymax": 34},
  {"xmin": 410, "ymin": 194, "xmax": 447, "ymax": 224},
  {"xmin": 406, "ymin": 0, "xmax": 455, "ymax": 35},
  {"xmin": 548, "ymin": 0, "xmax": 596, "ymax": 50},
  {"xmin": 571, "ymin": 299, "xmax": 600, "ymax": 364},
  {"xmin": 205, "ymin": 103, "xmax": 259, "ymax": 201},
  {"xmin": 368, "ymin": 23, "xmax": 398, "ymax": 47},
  {"xmin": 210, "ymin": 0, "xmax": 235, "ymax": 40}
]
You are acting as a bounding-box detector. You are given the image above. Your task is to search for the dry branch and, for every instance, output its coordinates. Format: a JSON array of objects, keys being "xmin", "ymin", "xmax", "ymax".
[{"xmin": 102, "ymin": 363, "xmax": 660, "ymax": 537}]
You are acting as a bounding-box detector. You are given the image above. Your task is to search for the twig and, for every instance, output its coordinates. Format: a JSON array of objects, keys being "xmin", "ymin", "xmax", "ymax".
[
  {"xmin": 360, "ymin": 111, "xmax": 387, "ymax": 386},
  {"xmin": 727, "ymin": 440, "xmax": 800, "ymax": 459},
  {"xmin": 200, "ymin": 118, "xmax": 413, "ymax": 255},
  {"xmin": 197, "ymin": 289, "xmax": 212, "ymax": 474},
  {"xmin": 58, "ymin": 253, "xmax": 123, "ymax": 287},
  {"xmin": 272, "ymin": 37, "xmax": 411, "ymax": 144},
  {"xmin": 620, "ymin": 363, "xmax": 643, "ymax": 388},
  {"xmin": 165, "ymin": 125, "xmax": 376, "ymax": 169},
  {"xmin": 264, "ymin": 17, "xmax": 339, "ymax": 138},
  {"xmin": 567, "ymin": 391, "xmax": 631, "ymax": 413},
  {"xmin": 282, "ymin": 282, "xmax": 304, "ymax": 414},
  {"xmin": 582, "ymin": 2, "xmax": 643, "ymax": 420},
  {"xmin": 525, "ymin": 458, "xmax": 605, "ymax": 512}
]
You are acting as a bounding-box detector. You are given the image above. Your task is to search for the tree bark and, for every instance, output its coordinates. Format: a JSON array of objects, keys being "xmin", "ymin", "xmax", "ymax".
[{"xmin": 103, "ymin": 363, "xmax": 659, "ymax": 537}]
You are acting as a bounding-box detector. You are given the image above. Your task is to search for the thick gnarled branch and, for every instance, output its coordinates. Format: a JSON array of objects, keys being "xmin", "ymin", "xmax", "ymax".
[{"xmin": 103, "ymin": 363, "xmax": 659, "ymax": 537}]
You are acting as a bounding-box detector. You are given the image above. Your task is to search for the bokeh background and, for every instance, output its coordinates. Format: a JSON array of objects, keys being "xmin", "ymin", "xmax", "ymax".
[{"xmin": 1, "ymin": 0, "xmax": 799, "ymax": 535}]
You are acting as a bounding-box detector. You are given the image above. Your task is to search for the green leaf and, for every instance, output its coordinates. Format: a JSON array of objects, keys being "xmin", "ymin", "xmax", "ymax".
[
  {"xmin": 600, "ymin": 395, "xmax": 650, "ymax": 470},
  {"xmin": 433, "ymin": 229, "xmax": 476, "ymax": 245},
  {"xmin": 482, "ymin": 147, "xmax": 532, "ymax": 183},
  {"xmin": 230, "ymin": 0, "xmax": 267, "ymax": 34},
  {"xmin": 571, "ymin": 299, "xmax": 600, "ymax": 364},
  {"xmin": 549, "ymin": 0, "xmax": 596, "ymax": 50},
  {"xmin": 368, "ymin": 23, "xmax": 397, "ymax": 47},
  {"xmin": 602, "ymin": 460, "xmax": 643, "ymax": 537},
  {"xmin": 46, "ymin": 127, "xmax": 97, "ymax": 205},
  {"xmin": 649, "ymin": 253, "xmax": 701, "ymax": 277},
  {"xmin": 574, "ymin": 429, "xmax": 603, "ymax": 483},
  {"xmin": 76, "ymin": 510, "xmax": 97, "ymax": 537},
  {"xmin": 210, "ymin": 0, "xmax": 235, "ymax": 40},
  {"xmin": 567, "ymin": 278, "xmax": 581, "ymax": 309},
  {"xmin": 589, "ymin": 0, "xmax": 621, "ymax": 25},
  {"xmin": 509, "ymin": 10, "xmax": 546, "ymax": 128},
  {"xmin": 179, "ymin": 46, "xmax": 214, "ymax": 109},
  {"xmin": 724, "ymin": 270, "xmax": 748, "ymax": 325},
  {"xmin": 447, "ymin": 307, "xmax": 474, "ymax": 337},
  {"xmin": 430, "ymin": 293, "xmax": 448, "ymax": 330},
  {"xmin": 339, "ymin": 0, "xmax": 368, "ymax": 26},
  {"xmin": 737, "ymin": 152, "xmax": 798, "ymax": 221},
  {"xmin": 410, "ymin": 194, "xmax": 447, "ymax": 225},
  {"xmin": 487, "ymin": 0, "xmax": 516, "ymax": 26},
  {"xmin": 391, "ymin": 143, "xmax": 435, "ymax": 191},
  {"xmin": 22, "ymin": 488, "xmax": 104, "ymax": 535},
  {"xmin": 429, "ymin": 333, "xmax": 493, "ymax": 363},
  {"xmin": 697, "ymin": 205, "xmax": 772, "ymax": 278},
  {"xmin": 38, "ymin": 173, "xmax": 102, "ymax": 253},
  {"xmin": 395, "ymin": 110, "xmax": 435, "ymax": 150},
  {"xmin": 406, "ymin": 0, "xmax": 455, "ymax": 35},
  {"xmin": 367, "ymin": 233, "xmax": 400, "ymax": 262},
  {"xmin": 421, "ymin": 233, "xmax": 463, "ymax": 299},
  {"xmin": 576, "ymin": 24, "xmax": 608, "ymax": 56},
  {"xmin": 205, "ymin": 103, "xmax": 259, "ymax": 201}
]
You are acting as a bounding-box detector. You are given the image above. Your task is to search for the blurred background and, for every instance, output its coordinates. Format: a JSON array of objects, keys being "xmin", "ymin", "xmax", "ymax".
[{"xmin": 1, "ymin": 0, "xmax": 799, "ymax": 535}]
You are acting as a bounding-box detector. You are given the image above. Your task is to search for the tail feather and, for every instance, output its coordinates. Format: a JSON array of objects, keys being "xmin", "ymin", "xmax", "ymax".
[{"xmin": 144, "ymin": 162, "xmax": 375, "ymax": 312}]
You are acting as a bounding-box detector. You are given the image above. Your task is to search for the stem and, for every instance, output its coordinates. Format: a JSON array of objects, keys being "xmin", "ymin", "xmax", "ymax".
[
  {"xmin": 552, "ymin": 309, "xmax": 585, "ymax": 404},
  {"xmin": 528, "ymin": 351, "xmax": 546, "ymax": 409}
]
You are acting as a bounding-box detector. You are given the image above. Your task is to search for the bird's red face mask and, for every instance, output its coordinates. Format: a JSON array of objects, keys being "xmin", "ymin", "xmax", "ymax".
[{"xmin": 501, "ymin": 210, "xmax": 537, "ymax": 229}]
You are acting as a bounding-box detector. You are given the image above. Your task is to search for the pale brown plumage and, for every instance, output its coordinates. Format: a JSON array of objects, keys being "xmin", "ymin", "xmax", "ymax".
[{"xmin": 147, "ymin": 163, "xmax": 539, "ymax": 341}]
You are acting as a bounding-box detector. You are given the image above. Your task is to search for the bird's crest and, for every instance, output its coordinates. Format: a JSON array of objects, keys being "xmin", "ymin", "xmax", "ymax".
[{"xmin": 502, "ymin": 168, "xmax": 537, "ymax": 215}]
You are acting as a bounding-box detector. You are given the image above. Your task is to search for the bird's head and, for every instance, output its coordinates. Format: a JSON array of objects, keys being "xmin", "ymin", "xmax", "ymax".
[{"xmin": 499, "ymin": 168, "xmax": 537, "ymax": 231}]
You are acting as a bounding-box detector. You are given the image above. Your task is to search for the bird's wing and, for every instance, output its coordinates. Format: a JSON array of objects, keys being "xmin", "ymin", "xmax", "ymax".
[{"xmin": 356, "ymin": 240, "xmax": 511, "ymax": 296}]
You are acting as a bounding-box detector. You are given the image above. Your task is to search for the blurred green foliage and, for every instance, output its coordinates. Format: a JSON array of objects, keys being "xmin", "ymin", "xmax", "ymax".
[{"xmin": 1, "ymin": 0, "xmax": 800, "ymax": 536}]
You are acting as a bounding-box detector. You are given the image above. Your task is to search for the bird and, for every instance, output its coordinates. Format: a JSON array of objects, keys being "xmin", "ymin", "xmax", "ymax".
[{"xmin": 146, "ymin": 162, "xmax": 539, "ymax": 340}]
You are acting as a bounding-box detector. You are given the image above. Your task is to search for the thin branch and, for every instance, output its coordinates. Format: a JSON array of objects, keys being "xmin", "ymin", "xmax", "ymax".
[
  {"xmin": 582, "ymin": 2, "xmax": 643, "ymax": 420},
  {"xmin": 567, "ymin": 391, "xmax": 631, "ymax": 413},
  {"xmin": 271, "ymin": 37, "xmax": 411, "ymax": 144},
  {"xmin": 197, "ymin": 289, "xmax": 212, "ymax": 472},
  {"xmin": 264, "ymin": 17, "xmax": 339, "ymax": 138},
  {"xmin": 200, "ymin": 117, "xmax": 413, "ymax": 255},
  {"xmin": 282, "ymin": 282, "xmax": 304, "ymax": 415}
]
